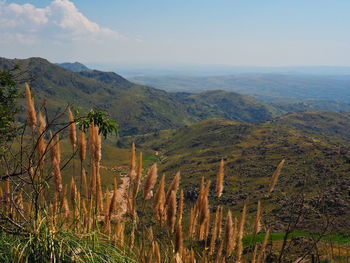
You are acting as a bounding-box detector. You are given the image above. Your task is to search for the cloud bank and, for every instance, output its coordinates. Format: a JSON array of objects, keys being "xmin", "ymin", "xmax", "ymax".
[{"xmin": 0, "ymin": 0, "xmax": 123, "ymax": 45}]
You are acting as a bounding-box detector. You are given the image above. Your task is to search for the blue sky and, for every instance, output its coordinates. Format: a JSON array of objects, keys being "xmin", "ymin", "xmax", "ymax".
[{"xmin": 1, "ymin": 0, "xmax": 350, "ymax": 68}]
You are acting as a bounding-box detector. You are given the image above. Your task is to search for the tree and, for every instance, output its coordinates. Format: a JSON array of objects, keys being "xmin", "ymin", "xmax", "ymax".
[{"xmin": 0, "ymin": 65, "xmax": 23, "ymax": 154}]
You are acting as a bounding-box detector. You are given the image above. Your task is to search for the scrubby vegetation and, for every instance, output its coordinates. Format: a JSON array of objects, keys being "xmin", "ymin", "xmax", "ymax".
[{"xmin": 2, "ymin": 82, "xmax": 350, "ymax": 262}]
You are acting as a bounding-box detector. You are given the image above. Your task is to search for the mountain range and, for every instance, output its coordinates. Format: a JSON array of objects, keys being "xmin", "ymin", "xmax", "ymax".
[
  {"xmin": 130, "ymin": 74, "xmax": 350, "ymax": 111},
  {"xmin": 0, "ymin": 57, "xmax": 283, "ymax": 135}
]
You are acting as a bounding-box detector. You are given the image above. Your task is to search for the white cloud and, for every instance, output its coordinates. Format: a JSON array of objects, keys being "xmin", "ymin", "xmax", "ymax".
[{"xmin": 0, "ymin": 0, "xmax": 124, "ymax": 44}]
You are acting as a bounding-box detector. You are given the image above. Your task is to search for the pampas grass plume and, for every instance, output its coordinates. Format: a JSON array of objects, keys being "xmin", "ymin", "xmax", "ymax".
[
  {"xmin": 132, "ymin": 152, "xmax": 142, "ymax": 202},
  {"xmin": 165, "ymin": 171, "xmax": 180, "ymax": 206},
  {"xmin": 82, "ymin": 168, "xmax": 88, "ymax": 198},
  {"xmin": 25, "ymin": 83, "xmax": 36, "ymax": 131},
  {"xmin": 177, "ymin": 189, "xmax": 184, "ymax": 224},
  {"xmin": 254, "ymin": 200, "xmax": 261, "ymax": 235},
  {"xmin": 143, "ymin": 163, "xmax": 158, "ymax": 200},
  {"xmin": 53, "ymin": 159, "xmax": 62, "ymax": 192},
  {"xmin": 216, "ymin": 158, "xmax": 224, "ymax": 197},
  {"xmin": 37, "ymin": 111, "xmax": 46, "ymax": 169},
  {"xmin": 153, "ymin": 174, "xmax": 165, "ymax": 217},
  {"xmin": 225, "ymin": 210, "xmax": 234, "ymax": 256},
  {"xmin": 268, "ymin": 159, "xmax": 285, "ymax": 193},
  {"xmin": 68, "ymin": 108, "xmax": 76, "ymax": 148}
]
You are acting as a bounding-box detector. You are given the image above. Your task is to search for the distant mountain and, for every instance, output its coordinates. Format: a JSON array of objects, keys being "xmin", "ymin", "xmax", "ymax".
[
  {"xmin": 0, "ymin": 57, "xmax": 283, "ymax": 135},
  {"xmin": 130, "ymin": 74, "xmax": 350, "ymax": 103},
  {"xmin": 56, "ymin": 62, "xmax": 92, "ymax": 72},
  {"xmin": 273, "ymin": 100, "xmax": 350, "ymax": 113}
]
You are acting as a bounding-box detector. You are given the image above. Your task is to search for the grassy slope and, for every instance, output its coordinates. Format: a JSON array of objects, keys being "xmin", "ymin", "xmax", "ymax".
[
  {"xmin": 270, "ymin": 111, "xmax": 350, "ymax": 144},
  {"xmin": 121, "ymin": 118, "xmax": 350, "ymax": 231},
  {"xmin": 0, "ymin": 57, "xmax": 283, "ymax": 135}
]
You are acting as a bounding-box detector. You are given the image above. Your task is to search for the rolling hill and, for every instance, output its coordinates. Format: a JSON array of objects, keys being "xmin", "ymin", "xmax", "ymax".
[{"xmin": 0, "ymin": 57, "xmax": 283, "ymax": 135}]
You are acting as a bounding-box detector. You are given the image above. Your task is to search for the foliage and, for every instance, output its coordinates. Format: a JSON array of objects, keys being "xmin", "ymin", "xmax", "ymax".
[
  {"xmin": 73, "ymin": 107, "xmax": 119, "ymax": 138},
  {"xmin": 0, "ymin": 65, "xmax": 23, "ymax": 153}
]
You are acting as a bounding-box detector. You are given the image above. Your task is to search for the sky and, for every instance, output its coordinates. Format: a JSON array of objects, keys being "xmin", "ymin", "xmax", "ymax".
[{"xmin": 1, "ymin": 0, "xmax": 350, "ymax": 69}]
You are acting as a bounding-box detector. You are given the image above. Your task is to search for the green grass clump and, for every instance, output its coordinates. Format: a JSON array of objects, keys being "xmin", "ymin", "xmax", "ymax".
[{"xmin": 0, "ymin": 218, "xmax": 134, "ymax": 263}]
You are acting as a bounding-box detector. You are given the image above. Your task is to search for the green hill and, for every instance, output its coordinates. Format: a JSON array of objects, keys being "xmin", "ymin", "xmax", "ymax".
[{"xmin": 0, "ymin": 57, "xmax": 283, "ymax": 135}]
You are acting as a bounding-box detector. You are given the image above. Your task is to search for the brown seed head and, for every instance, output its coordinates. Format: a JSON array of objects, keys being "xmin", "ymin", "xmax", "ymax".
[
  {"xmin": 216, "ymin": 158, "xmax": 224, "ymax": 197},
  {"xmin": 153, "ymin": 174, "xmax": 165, "ymax": 211},
  {"xmin": 165, "ymin": 171, "xmax": 180, "ymax": 207},
  {"xmin": 253, "ymin": 200, "xmax": 261, "ymax": 235},
  {"xmin": 37, "ymin": 111, "xmax": 46, "ymax": 169},
  {"xmin": 225, "ymin": 210, "xmax": 234, "ymax": 256},
  {"xmin": 143, "ymin": 163, "xmax": 158, "ymax": 200},
  {"xmin": 132, "ymin": 152, "xmax": 142, "ymax": 202},
  {"xmin": 25, "ymin": 83, "xmax": 36, "ymax": 131},
  {"xmin": 89, "ymin": 121, "xmax": 95, "ymax": 160},
  {"xmin": 268, "ymin": 159, "xmax": 285, "ymax": 193},
  {"xmin": 68, "ymin": 109, "xmax": 76, "ymax": 148},
  {"xmin": 177, "ymin": 189, "xmax": 184, "ymax": 224}
]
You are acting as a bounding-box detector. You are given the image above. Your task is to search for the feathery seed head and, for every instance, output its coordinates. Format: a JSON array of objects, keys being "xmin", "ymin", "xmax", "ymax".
[
  {"xmin": 216, "ymin": 158, "xmax": 224, "ymax": 197},
  {"xmin": 68, "ymin": 108, "xmax": 76, "ymax": 148},
  {"xmin": 144, "ymin": 163, "xmax": 158, "ymax": 200},
  {"xmin": 25, "ymin": 83, "xmax": 36, "ymax": 131}
]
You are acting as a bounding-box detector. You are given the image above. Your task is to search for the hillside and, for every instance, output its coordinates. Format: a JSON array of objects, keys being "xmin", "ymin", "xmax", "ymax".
[
  {"xmin": 270, "ymin": 111, "xmax": 350, "ymax": 143},
  {"xmin": 121, "ymin": 118, "xmax": 350, "ymax": 230},
  {"xmin": 130, "ymin": 74, "xmax": 350, "ymax": 103},
  {"xmin": 0, "ymin": 57, "xmax": 283, "ymax": 135}
]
